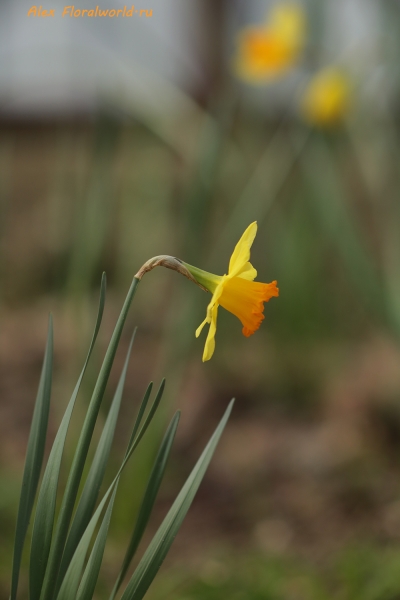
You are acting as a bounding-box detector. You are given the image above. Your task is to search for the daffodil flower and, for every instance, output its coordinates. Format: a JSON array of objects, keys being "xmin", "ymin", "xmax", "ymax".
[
  {"xmin": 234, "ymin": 3, "xmax": 305, "ymax": 84},
  {"xmin": 183, "ymin": 222, "xmax": 279, "ymax": 362},
  {"xmin": 134, "ymin": 223, "xmax": 278, "ymax": 362},
  {"xmin": 301, "ymin": 67, "xmax": 351, "ymax": 127}
]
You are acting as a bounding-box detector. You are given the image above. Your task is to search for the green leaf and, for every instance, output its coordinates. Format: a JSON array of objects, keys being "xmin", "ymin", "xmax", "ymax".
[
  {"xmin": 120, "ymin": 399, "xmax": 234, "ymax": 600},
  {"xmin": 76, "ymin": 485, "xmax": 118, "ymax": 600},
  {"xmin": 124, "ymin": 382, "xmax": 153, "ymax": 458},
  {"xmin": 40, "ymin": 276, "xmax": 140, "ymax": 600},
  {"xmin": 10, "ymin": 316, "xmax": 53, "ymax": 600},
  {"xmin": 124, "ymin": 379, "xmax": 166, "ymax": 460},
  {"xmin": 56, "ymin": 382, "xmax": 167, "ymax": 599},
  {"xmin": 29, "ymin": 275, "xmax": 106, "ymax": 600},
  {"xmin": 57, "ymin": 330, "xmax": 136, "ymax": 590},
  {"xmin": 56, "ymin": 377, "xmax": 155, "ymax": 594},
  {"xmin": 55, "ymin": 483, "xmax": 118, "ymax": 600},
  {"xmin": 102, "ymin": 379, "xmax": 165, "ymax": 491},
  {"xmin": 110, "ymin": 411, "xmax": 180, "ymax": 600}
]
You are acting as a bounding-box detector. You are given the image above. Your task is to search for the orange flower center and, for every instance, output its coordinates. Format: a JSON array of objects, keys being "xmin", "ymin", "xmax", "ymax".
[{"xmin": 219, "ymin": 277, "xmax": 279, "ymax": 337}]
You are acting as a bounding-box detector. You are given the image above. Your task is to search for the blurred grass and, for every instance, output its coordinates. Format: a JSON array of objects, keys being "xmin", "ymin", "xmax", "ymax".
[{"xmin": 145, "ymin": 545, "xmax": 400, "ymax": 600}]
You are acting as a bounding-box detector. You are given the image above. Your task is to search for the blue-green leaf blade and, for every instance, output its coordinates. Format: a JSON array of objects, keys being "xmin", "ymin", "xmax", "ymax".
[
  {"xmin": 29, "ymin": 275, "xmax": 106, "ymax": 600},
  {"xmin": 57, "ymin": 331, "xmax": 136, "ymax": 588},
  {"xmin": 55, "ymin": 485, "xmax": 117, "ymax": 600},
  {"xmin": 124, "ymin": 382, "xmax": 153, "ymax": 459},
  {"xmin": 110, "ymin": 411, "xmax": 180, "ymax": 600},
  {"xmin": 124, "ymin": 379, "xmax": 165, "ymax": 461},
  {"xmin": 10, "ymin": 316, "xmax": 53, "ymax": 600},
  {"xmin": 56, "ymin": 381, "xmax": 167, "ymax": 600},
  {"xmin": 40, "ymin": 276, "xmax": 140, "ymax": 600},
  {"xmin": 120, "ymin": 399, "xmax": 234, "ymax": 600},
  {"xmin": 76, "ymin": 485, "xmax": 118, "ymax": 600}
]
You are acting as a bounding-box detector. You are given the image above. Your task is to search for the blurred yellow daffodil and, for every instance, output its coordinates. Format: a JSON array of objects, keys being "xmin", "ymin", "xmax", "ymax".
[
  {"xmin": 234, "ymin": 3, "xmax": 305, "ymax": 83},
  {"xmin": 301, "ymin": 67, "xmax": 351, "ymax": 127},
  {"xmin": 184, "ymin": 222, "xmax": 279, "ymax": 362}
]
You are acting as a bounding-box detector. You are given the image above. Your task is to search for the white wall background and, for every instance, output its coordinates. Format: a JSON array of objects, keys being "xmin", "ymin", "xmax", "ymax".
[{"xmin": 0, "ymin": 0, "xmax": 388, "ymax": 118}]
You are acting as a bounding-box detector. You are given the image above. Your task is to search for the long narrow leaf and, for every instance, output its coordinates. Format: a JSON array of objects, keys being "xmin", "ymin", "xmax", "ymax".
[
  {"xmin": 58, "ymin": 376, "xmax": 154, "ymax": 596},
  {"xmin": 124, "ymin": 382, "xmax": 153, "ymax": 458},
  {"xmin": 10, "ymin": 316, "xmax": 53, "ymax": 600},
  {"xmin": 56, "ymin": 381, "xmax": 167, "ymax": 600},
  {"xmin": 76, "ymin": 485, "xmax": 118, "ymax": 600},
  {"xmin": 56, "ymin": 483, "xmax": 118, "ymax": 600},
  {"xmin": 29, "ymin": 275, "xmax": 106, "ymax": 600},
  {"xmin": 110, "ymin": 411, "xmax": 180, "ymax": 600},
  {"xmin": 125, "ymin": 380, "xmax": 165, "ymax": 459},
  {"xmin": 40, "ymin": 276, "xmax": 140, "ymax": 600},
  {"xmin": 57, "ymin": 331, "xmax": 136, "ymax": 589},
  {"xmin": 120, "ymin": 399, "xmax": 234, "ymax": 600}
]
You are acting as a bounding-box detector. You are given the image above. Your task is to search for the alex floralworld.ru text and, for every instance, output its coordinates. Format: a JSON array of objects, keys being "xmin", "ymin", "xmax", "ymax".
[{"xmin": 27, "ymin": 6, "xmax": 153, "ymax": 17}]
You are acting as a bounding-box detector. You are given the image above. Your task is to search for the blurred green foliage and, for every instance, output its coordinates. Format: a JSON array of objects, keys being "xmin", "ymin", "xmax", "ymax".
[{"xmin": 146, "ymin": 546, "xmax": 400, "ymax": 600}]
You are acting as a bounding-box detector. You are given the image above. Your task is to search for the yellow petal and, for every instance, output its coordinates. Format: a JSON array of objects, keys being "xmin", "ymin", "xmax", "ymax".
[
  {"xmin": 196, "ymin": 280, "xmax": 225, "ymax": 357},
  {"xmin": 202, "ymin": 303, "xmax": 219, "ymax": 362},
  {"xmin": 236, "ymin": 262, "xmax": 257, "ymax": 281},
  {"xmin": 195, "ymin": 316, "xmax": 209, "ymax": 338},
  {"xmin": 228, "ymin": 222, "xmax": 258, "ymax": 277}
]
